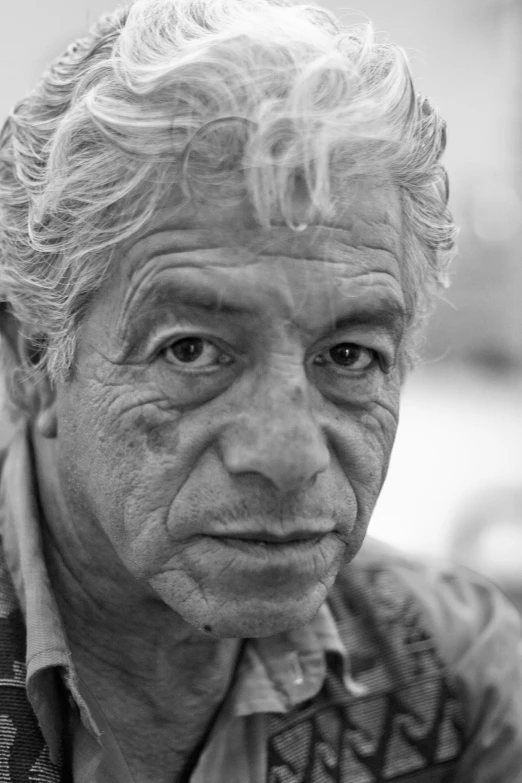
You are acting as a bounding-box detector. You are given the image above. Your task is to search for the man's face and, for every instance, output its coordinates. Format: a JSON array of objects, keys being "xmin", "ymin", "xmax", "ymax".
[{"xmin": 54, "ymin": 181, "xmax": 406, "ymax": 637}]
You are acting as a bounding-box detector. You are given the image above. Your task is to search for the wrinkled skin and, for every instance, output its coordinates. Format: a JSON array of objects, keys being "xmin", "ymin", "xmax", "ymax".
[{"xmin": 45, "ymin": 181, "xmax": 406, "ymax": 639}]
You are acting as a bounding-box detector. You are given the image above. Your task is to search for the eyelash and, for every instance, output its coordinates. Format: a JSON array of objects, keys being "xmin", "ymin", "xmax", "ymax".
[
  {"xmin": 158, "ymin": 335, "xmax": 384, "ymax": 375},
  {"xmin": 313, "ymin": 344, "xmax": 380, "ymax": 373},
  {"xmin": 159, "ymin": 336, "xmax": 233, "ymax": 371}
]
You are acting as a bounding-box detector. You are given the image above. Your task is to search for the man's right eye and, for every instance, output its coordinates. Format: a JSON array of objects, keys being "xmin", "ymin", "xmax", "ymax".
[{"xmin": 160, "ymin": 336, "xmax": 233, "ymax": 370}]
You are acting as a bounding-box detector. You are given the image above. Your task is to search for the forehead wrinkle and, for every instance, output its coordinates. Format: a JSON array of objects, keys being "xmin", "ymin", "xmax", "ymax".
[
  {"xmin": 243, "ymin": 223, "xmax": 401, "ymax": 260},
  {"xmin": 123, "ymin": 231, "xmax": 237, "ymax": 269},
  {"xmin": 125, "ymin": 240, "xmax": 399, "ymax": 290},
  {"xmin": 122, "ymin": 224, "xmax": 401, "ymax": 302},
  {"xmin": 253, "ymin": 246, "xmax": 399, "ymax": 271},
  {"xmin": 122, "ymin": 216, "xmax": 402, "ymax": 278}
]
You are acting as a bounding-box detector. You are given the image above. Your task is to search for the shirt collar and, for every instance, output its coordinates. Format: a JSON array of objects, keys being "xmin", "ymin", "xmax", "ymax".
[
  {"xmin": 0, "ymin": 426, "xmax": 348, "ymax": 763},
  {"xmin": 0, "ymin": 426, "xmax": 101, "ymax": 760},
  {"xmin": 231, "ymin": 601, "xmax": 346, "ymax": 717}
]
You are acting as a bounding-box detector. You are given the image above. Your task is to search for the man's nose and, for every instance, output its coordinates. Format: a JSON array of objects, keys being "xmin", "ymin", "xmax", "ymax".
[{"xmin": 220, "ymin": 380, "xmax": 330, "ymax": 493}]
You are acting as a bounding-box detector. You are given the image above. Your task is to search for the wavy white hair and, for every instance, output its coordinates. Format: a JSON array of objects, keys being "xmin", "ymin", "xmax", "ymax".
[{"xmin": 0, "ymin": 0, "xmax": 456, "ymax": 410}]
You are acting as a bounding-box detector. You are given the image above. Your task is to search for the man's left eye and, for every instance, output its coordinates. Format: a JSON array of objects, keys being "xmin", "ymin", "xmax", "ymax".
[
  {"xmin": 161, "ymin": 337, "xmax": 232, "ymax": 369},
  {"xmin": 314, "ymin": 342, "xmax": 377, "ymax": 371}
]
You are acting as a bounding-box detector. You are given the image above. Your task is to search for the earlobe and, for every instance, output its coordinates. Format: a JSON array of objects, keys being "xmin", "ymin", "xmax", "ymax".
[
  {"xmin": 35, "ymin": 405, "xmax": 58, "ymax": 439},
  {"xmin": 14, "ymin": 359, "xmax": 58, "ymax": 438},
  {"xmin": 22, "ymin": 359, "xmax": 58, "ymax": 439}
]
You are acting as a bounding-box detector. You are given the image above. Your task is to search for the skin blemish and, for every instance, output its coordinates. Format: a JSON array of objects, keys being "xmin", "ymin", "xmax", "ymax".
[
  {"xmin": 289, "ymin": 386, "xmax": 304, "ymax": 405},
  {"xmin": 146, "ymin": 422, "xmax": 168, "ymax": 453}
]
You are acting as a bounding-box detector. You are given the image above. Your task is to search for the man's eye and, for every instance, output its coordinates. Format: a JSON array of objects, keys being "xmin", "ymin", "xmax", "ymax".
[
  {"xmin": 161, "ymin": 337, "xmax": 231, "ymax": 369},
  {"xmin": 314, "ymin": 342, "xmax": 376, "ymax": 371}
]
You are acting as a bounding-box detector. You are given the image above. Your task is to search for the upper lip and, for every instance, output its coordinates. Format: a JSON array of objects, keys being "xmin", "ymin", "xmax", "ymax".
[{"xmin": 214, "ymin": 530, "xmax": 330, "ymax": 543}]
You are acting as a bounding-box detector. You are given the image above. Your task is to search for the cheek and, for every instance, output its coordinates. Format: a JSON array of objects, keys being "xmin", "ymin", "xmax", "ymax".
[
  {"xmin": 72, "ymin": 383, "xmax": 239, "ymax": 577},
  {"xmin": 57, "ymin": 375, "xmax": 189, "ymax": 555},
  {"xmin": 324, "ymin": 384, "xmax": 400, "ymax": 530},
  {"xmin": 329, "ymin": 376, "xmax": 399, "ymax": 470}
]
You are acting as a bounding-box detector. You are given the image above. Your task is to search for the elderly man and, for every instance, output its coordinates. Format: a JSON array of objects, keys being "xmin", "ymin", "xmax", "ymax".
[{"xmin": 0, "ymin": 0, "xmax": 521, "ymax": 781}]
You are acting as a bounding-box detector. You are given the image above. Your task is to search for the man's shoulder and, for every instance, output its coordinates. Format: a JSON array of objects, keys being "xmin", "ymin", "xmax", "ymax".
[
  {"xmin": 335, "ymin": 535, "xmax": 522, "ymax": 676},
  {"xmin": 268, "ymin": 541, "xmax": 522, "ymax": 783}
]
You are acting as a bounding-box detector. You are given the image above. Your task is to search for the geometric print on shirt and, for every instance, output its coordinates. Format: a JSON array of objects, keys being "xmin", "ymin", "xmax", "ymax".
[{"xmin": 266, "ymin": 563, "xmax": 465, "ymax": 783}]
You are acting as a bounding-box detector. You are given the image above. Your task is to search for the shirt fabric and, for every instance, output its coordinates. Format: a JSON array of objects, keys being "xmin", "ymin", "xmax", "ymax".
[{"xmin": 1, "ymin": 425, "xmax": 522, "ymax": 782}]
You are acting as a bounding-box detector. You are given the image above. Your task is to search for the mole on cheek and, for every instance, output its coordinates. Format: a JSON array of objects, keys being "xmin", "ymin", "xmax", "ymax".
[
  {"xmin": 146, "ymin": 424, "xmax": 170, "ymax": 452},
  {"xmin": 290, "ymin": 386, "xmax": 304, "ymax": 405},
  {"xmin": 132, "ymin": 411, "xmax": 178, "ymax": 453}
]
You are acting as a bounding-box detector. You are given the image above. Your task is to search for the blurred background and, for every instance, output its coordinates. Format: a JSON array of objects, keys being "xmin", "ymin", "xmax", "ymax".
[{"xmin": 1, "ymin": 0, "xmax": 521, "ymax": 598}]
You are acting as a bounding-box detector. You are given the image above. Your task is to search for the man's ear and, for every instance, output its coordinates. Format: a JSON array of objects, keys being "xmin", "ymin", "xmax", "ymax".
[{"xmin": 0, "ymin": 302, "xmax": 57, "ymax": 438}]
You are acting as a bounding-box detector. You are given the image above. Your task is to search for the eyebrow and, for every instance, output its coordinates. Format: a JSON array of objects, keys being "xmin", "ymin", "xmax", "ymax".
[
  {"xmin": 117, "ymin": 275, "xmax": 253, "ymax": 341},
  {"xmin": 119, "ymin": 273, "xmax": 408, "ymax": 343},
  {"xmin": 330, "ymin": 299, "xmax": 408, "ymax": 339}
]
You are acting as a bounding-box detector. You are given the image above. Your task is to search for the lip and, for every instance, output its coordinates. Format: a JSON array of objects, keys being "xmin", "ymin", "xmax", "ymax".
[
  {"xmin": 207, "ymin": 532, "xmax": 334, "ymax": 559},
  {"xmin": 212, "ymin": 530, "xmax": 332, "ymax": 544},
  {"xmin": 182, "ymin": 531, "xmax": 342, "ymax": 576}
]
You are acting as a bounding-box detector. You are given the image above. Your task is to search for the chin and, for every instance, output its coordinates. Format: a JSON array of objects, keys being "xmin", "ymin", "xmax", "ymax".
[
  {"xmin": 151, "ymin": 572, "xmax": 335, "ymax": 639},
  {"xmin": 205, "ymin": 593, "xmax": 330, "ymax": 638}
]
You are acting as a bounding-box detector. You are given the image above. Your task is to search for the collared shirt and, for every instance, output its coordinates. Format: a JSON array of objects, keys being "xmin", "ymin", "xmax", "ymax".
[{"xmin": 0, "ymin": 428, "xmax": 348, "ymax": 783}]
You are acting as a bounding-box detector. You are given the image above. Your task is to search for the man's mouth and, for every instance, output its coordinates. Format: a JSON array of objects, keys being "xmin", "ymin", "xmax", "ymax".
[
  {"xmin": 205, "ymin": 531, "xmax": 335, "ymax": 559},
  {"xmin": 212, "ymin": 530, "xmax": 332, "ymax": 545}
]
